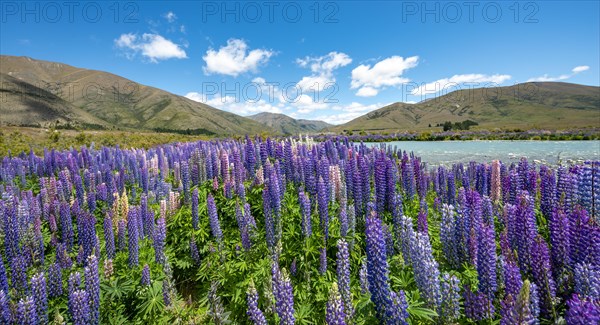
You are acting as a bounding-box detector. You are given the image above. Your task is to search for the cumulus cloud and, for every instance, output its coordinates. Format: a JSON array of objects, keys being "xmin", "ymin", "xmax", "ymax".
[
  {"xmin": 292, "ymin": 94, "xmax": 330, "ymax": 113},
  {"xmin": 185, "ymin": 92, "xmax": 283, "ymax": 115},
  {"xmin": 115, "ymin": 33, "xmax": 187, "ymax": 62},
  {"xmin": 351, "ymin": 56, "xmax": 419, "ymax": 97},
  {"xmin": 411, "ymin": 73, "xmax": 511, "ymax": 96},
  {"xmin": 203, "ymin": 39, "xmax": 273, "ymax": 77},
  {"xmin": 355, "ymin": 86, "xmax": 378, "ymax": 97},
  {"xmin": 527, "ymin": 65, "xmax": 590, "ymax": 82},
  {"xmin": 295, "ymin": 52, "xmax": 352, "ymax": 92},
  {"xmin": 313, "ymin": 102, "xmax": 385, "ymax": 124}
]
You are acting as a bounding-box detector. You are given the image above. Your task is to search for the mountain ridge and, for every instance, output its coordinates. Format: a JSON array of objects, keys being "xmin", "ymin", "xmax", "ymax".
[
  {"xmin": 329, "ymin": 82, "xmax": 600, "ymax": 133},
  {"xmin": 247, "ymin": 112, "xmax": 332, "ymax": 135},
  {"xmin": 0, "ymin": 55, "xmax": 271, "ymax": 136}
]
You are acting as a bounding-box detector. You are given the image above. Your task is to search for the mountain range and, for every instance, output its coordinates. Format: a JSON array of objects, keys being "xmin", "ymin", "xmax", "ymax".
[
  {"xmin": 0, "ymin": 55, "xmax": 267, "ymax": 136},
  {"xmin": 1, "ymin": 55, "xmax": 598, "ymax": 135},
  {"xmin": 247, "ymin": 112, "xmax": 331, "ymax": 134},
  {"xmin": 330, "ymin": 82, "xmax": 600, "ymax": 133}
]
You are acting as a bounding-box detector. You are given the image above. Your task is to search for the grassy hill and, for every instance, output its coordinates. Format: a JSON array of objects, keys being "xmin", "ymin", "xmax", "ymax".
[
  {"xmin": 247, "ymin": 112, "xmax": 332, "ymax": 135},
  {"xmin": 0, "ymin": 55, "xmax": 271, "ymax": 136},
  {"xmin": 329, "ymin": 82, "xmax": 600, "ymax": 133}
]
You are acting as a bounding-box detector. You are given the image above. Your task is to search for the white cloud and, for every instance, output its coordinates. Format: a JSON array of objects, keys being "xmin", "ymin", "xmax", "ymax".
[
  {"xmin": 411, "ymin": 73, "xmax": 511, "ymax": 96},
  {"xmin": 164, "ymin": 11, "xmax": 177, "ymax": 23},
  {"xmin": 115, "ymin": 33, "xmax": 187, "ymax": 62},
  {"xmin": 297, "ymin": 52, "xmax": 352, "ymax": 74},
  {"xmin": 314, "ymin": 102, "xmax": 384, "ymax": 124},
  {"xmin": 351, "ymin": 56, "xmax": 418, "ymax": 97},
  {"xmin": 296, "ymin": 75, "xmax": 332, "ymax": 93},
  {"xmin": 184, "ymin": 92, "xmax": 204, "ymax": 102},
  {"xmin": 355, "ymin": 86, "xmax": 379, "ymax": 97},
  {"xmin": 295, "ymin": 52, "xmax": 351, "ymax": 92},
  {"xmin": 203, "ymin": 39, "xmax": 273, "ymax": 77},
  {"xmin": 185, "ymin": 92, "xmax": 283, "ymax": 115},
  {"xmin": 527, "ymin": 65, "xmax": 590, "ymax": 82},
  {"xmin": 293, "ymin": 94, "xmax": 330, "ymax": 113},
  {"xmin": 572, "ymin": 65, "xmax": 590, "ymax": 73},
  {"xmin": 526, "ymin": 74, "xmax": 570, "ymax": 82}
]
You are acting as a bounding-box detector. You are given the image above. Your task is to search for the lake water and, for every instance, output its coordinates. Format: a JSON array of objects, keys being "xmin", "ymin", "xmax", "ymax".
[{"xmin": 364, "ymin": 141, "xmax": 600, "ymax": 165}]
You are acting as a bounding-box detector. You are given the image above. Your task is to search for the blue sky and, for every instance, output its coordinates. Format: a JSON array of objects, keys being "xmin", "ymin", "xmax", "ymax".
[{"xmin": 1, "ymin": 1, "xmax": 598, "ymax": 124}]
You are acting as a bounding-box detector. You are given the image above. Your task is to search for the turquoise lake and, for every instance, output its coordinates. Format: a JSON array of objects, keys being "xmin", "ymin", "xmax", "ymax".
[{"xmin": 363, "ymin": 141, "xmax": 600, "ymax": 165}]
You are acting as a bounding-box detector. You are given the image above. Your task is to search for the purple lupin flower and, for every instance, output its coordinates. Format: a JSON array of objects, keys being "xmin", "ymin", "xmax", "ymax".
[
  {"xmin": 47, "ymin": 263, "xmax": 63, "ymax": 298},
  {"xmin": 318, "ymin": 176, "xmax": 330, "ymax": 241},
  {"xmin": 569, "ymin": 208, "xmax": 600, "ymax": 270},
  {"xmin": 440, "ymin": 204, "xmax": 459, "ymax": 267},
  {"xmin": 154, "ymin": 217, "xmax": 166, "ymax": 265},
  {"xmin": 190, "ymin": 238, "xmax": 201, "ymax": 266},
  {"xmin": 235, "ymin": 203, "xmax": 251, "ymax": 251},
  {"xmin": 410, "ymin": 232, "xmax": 442, "ymax": 310},
  {"xmin": 85, "ymin": 255, "xmax": 100, "ymax": 325},
  {"xmin": 339, "ymin": 208, "xmax": 348, "ymax": 238},
  {"xmin": 263, "ymin": 185, "xmax": 276, "ymax": 249},
  {"xmin": 325, "ymin": 283, "xmax": 346, "ymax": 325},
  {"xmin": 299, "ymin": 191, "xmax": 312, "ymax": 239},
  {"xmin": 244, "ymin": 202, "xmax": 257, "ymax": 229},
  {"xmin": 117, "ymin": 219, "xmax": 126, "ymax": 251},
  {"xmin": 513, "ymin": 192, "xmax": 537, "ymax": 274},
  {"xmin": 127, "ymin": 209, "xmax": 139, "ymax": 267},
  {"xmin": 67, "ymin": 271, "xmax": 81, "ymax": 304},
  {"xmin": 566, "ymin": 294, "xmax": 600, "ymax": 324},
  {"xmin": 548, "ymin": 208, "xmax": 570, "ymax": 283},
  {"xmin": 439, "ymin": 273, "xmax": 461, "ymax": 322},
  {"xmin": 246, "ymin": 280, "xmax": 267, "ymax": 325},
  {"xmin": 207, "ymin": 194, "xmax": 223, "ymax": 244},
  {"xmin": 359, "ymin": 259, "xmax": 369, "ymax": 295},
  {"xmin": 417, "ymin": 208, "xmax": 428, "ymax": 234},
  {"xmin": 477, "ymin": 224, "xmax": 497, "ymax": 298},
  {"xmin": 365, "ymin": 213, "xmax": 394, "ymax": 322},
  {"xmin": 11, "ymin": 255, "xmax": 28, "ymax": 295},
  {"xmin": 539, "ymin": 166, "xmax": 556, "ymax": 218},
  {"xmin": 141, "ymin": 264, "xmax": 151, "ymax": 286},
  {"xmin": 16, "ymin": 296, "xmax": 37, "ymax": 325},
  {"xmin": 320, "ymin": 247, "xmax": 328, "ymax": 275},
  {"xmin": 273, "ymin": 265, "xmax": 295, "ymax": 325},
  {"xmin": 56, "ymin": 242, "xmax": 72, "ymax": 269},
  {"xmin": 31, "ymin": 272, "xmax": 48, "ymax": 324},
  {"xmin": 386, "ymin": 160, "xmax": 398, "ymax": 213},
  {"xmin": 374, "ymin": 153, "xmax": 387, "ymax": 216},
  {"xmin": 502, "ymin": 256, "xmax": 523, "ymax": 298},
  {"xmin": 463, "ymin": 286, "xmax": 494, "ymax": 321},
  {"xmin": 192, "ymin": 188, "xmax": 199, "ymax": 230},
  {"xmin": 574, "ymin": 262, "xmax": 600, "ymax": 299},
  {"xmin": 530, "ymin": 236, "xmax": 556, "ymax": 317},
  {"xmin": 181, "ymin": 161, "xmax": 190, "ymax": 202},
  {"xmin": 162, "ymin": 280, "xmax": 171, "ymax": 307},
  {"xmin": 0, "ymin": 290, "xmax": 10, "ymax": 324},
  {"xmin": 141, "ymin": 195, "xmax": 154, "ymax": 238},
  {"xmin": 103, "ymin": 214, "xmax": 115, "ymax": 259},
  {"xmin": 69, "ymin": 289, "xmax": 90, "ymax": 325},
  {"xmin": 336, "ymin": 239, "xmax": 353, "ymax": 319},
  {"xmin": 0, "ymin": 258, "xmax": 8, "ymax": 294},
  {"xmin": 389, "ymin": 290, "xmax": 409, "ymax": 325}
]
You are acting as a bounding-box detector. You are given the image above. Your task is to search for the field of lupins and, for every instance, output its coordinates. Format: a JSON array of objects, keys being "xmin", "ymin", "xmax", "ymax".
[{"xmin": 0, "ymin": 136, "xmax": 598, "ymax": 324}]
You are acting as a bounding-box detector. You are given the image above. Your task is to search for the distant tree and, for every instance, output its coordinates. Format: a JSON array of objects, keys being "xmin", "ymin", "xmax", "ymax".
[{"xmin": 443, "ymin": 121, "xmax": 453, "ymax": 131}]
